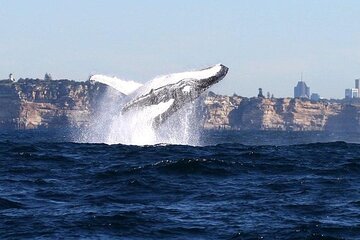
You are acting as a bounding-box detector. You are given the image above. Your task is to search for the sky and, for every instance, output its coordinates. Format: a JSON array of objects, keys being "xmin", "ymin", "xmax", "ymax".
[{"xmin": 0, "ymin": 0, "xmax": 359, "ymax": 98}]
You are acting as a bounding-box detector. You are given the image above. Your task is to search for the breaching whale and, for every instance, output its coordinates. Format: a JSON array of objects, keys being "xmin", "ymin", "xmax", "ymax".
[{"xmin": 90, "ymin": 64, "xmax": 228, "ymax": 128}]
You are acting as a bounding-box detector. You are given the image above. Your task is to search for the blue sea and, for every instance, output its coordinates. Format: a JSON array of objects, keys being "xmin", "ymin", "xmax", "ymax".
[{"xmin": 0, "ymin": 130, "xmax": 359, "ymax": 239}]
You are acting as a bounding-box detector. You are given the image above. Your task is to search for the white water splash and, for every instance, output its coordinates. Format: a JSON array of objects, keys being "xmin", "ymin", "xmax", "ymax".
[
  {"xmin": 82, "ymin": 84, "xmax": 203, "ymax": 146},
  {"xmin": 103, "ymin": 101, "xmax": 201, "ymax": 146}
]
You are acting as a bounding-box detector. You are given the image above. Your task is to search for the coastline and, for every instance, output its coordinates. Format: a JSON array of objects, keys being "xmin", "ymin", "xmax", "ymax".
[{"xmin": 1, "ymin": 78, "xmax": 359, "ymax": 132}]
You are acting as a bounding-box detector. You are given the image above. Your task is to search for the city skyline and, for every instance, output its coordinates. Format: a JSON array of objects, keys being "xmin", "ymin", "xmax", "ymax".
[{"xmin": 0, "ymin": 0, "xmax": 359, "ymax": 99}]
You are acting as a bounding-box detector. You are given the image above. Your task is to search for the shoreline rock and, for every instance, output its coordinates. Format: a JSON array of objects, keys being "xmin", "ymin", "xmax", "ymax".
[
  {"xmin": 1, "ymin": 79, "xmax": 359, "ymax": 132},
  {"xmin": 202, "ymin": 93, "xmax": 360, "ymax": 132}
]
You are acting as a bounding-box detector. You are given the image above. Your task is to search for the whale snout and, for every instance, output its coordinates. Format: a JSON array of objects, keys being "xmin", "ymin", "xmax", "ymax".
[
  {"xmin": 218, "ymin": 64, "xmax": 229, "ymax": 77},
  {"xmin": 198, "ymin": 64, "xmax": 229, "ymax": 89}
]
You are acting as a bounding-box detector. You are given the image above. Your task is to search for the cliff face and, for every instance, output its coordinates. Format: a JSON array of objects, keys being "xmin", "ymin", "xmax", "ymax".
[
  {"xmin": 1, "ymin": 79, "xmax": 359, "ymax": 132},
  {"xmin": 229, "ymin": 98, "xmax": 343, "ymax": 131},
  {"xmin": 0, "ymin": 79, "xmax": 123, "ymax": 129},
  {"xmin": 203, "ymin": 94, "xmax": 360, "ymax": 132},
  {"xmin": 0, "ymin": 81, "xmax": 21, "ymax": 128},
  {"xmin": 203, "ymin": 93, "xmax": 242, "ymax": 129}
]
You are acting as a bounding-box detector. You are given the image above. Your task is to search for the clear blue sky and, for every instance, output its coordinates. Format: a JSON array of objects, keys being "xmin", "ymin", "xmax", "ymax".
[{"xmin": 0, "ymin": 0, "xmax": 359, "ymax": 98}]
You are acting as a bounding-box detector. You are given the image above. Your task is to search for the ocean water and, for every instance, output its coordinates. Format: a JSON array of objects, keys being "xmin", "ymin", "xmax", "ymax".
[{"xmin": 0, "ymin": 130, "xmax": 360, "ymax": 239}]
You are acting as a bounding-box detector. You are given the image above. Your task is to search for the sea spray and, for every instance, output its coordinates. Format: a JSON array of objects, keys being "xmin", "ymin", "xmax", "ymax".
[
  {"xmin": 105, "ymin": 106, "xmax": 158, "ymax": 145},
  {"xmin": 80, "ymin": 85, "xmax": 126, "ymax": 143},
  {"xmin": 156, "ymin": 101, "xmax": 202, "ymax": 145},
  {"xmin": 83, "ymin": 85, "xmax": 203, "ymax": 146},
  {"xmin": 104, "ymin": 100, "xmax": 202, "ymax": 146}
]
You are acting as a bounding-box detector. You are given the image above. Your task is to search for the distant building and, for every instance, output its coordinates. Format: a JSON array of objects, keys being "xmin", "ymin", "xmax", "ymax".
[
  {"xmin": 294, "ymin": 81, "xmax": 310, "ymax": 98},
  {"xmin": 258, "ymin": 88, "xmax": 264, "ymax": 98},
  {"xmin": 345, "ymin": 88, "xmax": 359, "ymax": 99},
  {"xmin": 344, "ymin": 79, "xmax": 360, "ymax": 99},
  {"xmin": 44, "ymin": 73, "xmax": 52, "ymax": 81},
  {"xmin": 8, "ymin": 73, "xmax": 15, "ymax": 82},
  {"xmin": 311, "ymin": 93, "xmax": 320, "ymax": 101}
]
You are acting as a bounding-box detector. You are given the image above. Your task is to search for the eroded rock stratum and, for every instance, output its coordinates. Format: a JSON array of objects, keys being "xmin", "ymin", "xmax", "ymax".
[{"xmin": 1, "ymin": 79, "xmax": 359, "ymax": 132}]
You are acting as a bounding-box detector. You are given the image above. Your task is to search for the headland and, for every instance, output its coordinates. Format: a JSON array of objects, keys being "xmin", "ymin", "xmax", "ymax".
[{"xmin": 0, "ymin": 78, "xmax": 359, "ymax": 132}]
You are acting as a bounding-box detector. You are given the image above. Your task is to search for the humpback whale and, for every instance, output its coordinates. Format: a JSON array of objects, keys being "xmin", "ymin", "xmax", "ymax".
[{"xmin": 90, "ymin": 64, "xmax": 228, "ymax": 127}]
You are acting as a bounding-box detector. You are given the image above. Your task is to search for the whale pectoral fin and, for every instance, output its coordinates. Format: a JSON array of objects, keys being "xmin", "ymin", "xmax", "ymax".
[
  {"xmin": 152, "ymin": 101, "xmax": 179, "ymax": 128},
  {"xmin": 89, "ymin": 74, "xmax": 143, "ymax": 95}
]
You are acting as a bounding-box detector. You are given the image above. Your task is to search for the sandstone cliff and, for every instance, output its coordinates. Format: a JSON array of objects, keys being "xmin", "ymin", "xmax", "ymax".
[
  {"xmin": 1, "ymin": 79, "xmax": 359, "ymax": 132},
  {"xmin": 202, "ymin": 93, "xmax": 360, "ymax": 132},
  {"xmin": 0, "ymin": 79, "xmax": 123, "ymax": 129}
]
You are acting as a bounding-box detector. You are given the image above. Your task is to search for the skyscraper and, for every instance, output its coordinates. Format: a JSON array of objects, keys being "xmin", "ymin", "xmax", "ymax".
[
  {"xmin": 294, "ymin": 81, "xmax": 310, "ymax": 98},
  {"xmin": 345, "ymin": 88, "xmax": 358, "ymax": 98},
  {"xmin": 344, "ymin": 79, "xmax": 360, "ymax": 99}
]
